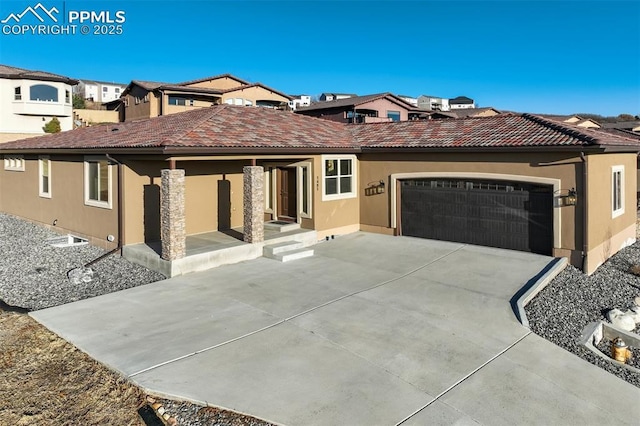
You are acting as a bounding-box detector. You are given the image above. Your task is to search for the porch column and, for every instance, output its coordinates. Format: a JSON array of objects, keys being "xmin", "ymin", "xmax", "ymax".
[
  {"xmin": 243, "ymin": 165, "xmax": 264, "ymax": 243},
  {"xmin": 160, "ymin": 169, "xmax": 186, "ymax": 260}
]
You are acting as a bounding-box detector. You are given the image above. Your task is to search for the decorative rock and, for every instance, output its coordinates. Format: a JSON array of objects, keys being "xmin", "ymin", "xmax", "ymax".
[
  {"xmin": 607, "ymin": 308, "xmax": 637, "ymax": 331},
  {"xmin": 634, "ymin": 296, "xmax": 640, "ymax": 307},
  {"xmin": 146, "ymin": 396, "xmax": 156, "ymax": 404},
  {"xmin": 629, "ymin": 306, "xmax": 640, "ymax": 324}
]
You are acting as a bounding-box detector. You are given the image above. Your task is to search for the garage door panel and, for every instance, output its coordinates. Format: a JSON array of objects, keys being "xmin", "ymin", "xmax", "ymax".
[{"xmin": 400, "ymin": 179, "xmax": 552, "ymax": 255}]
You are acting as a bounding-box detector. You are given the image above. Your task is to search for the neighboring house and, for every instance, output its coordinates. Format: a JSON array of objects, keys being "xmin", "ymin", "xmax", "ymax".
[
  {"xmin": 74, "ymin": 79, "xmax": 127, "ymax": 103},
  {"xmin": 397, "ymin": 95, "xmax": 418, "ymax": 107},
  {"xmin": 288, "ymin": 95, "xmax": 312, "ymax": 111},
  {"xmin": 0, "ymin": 64, "xmax": 77, "ymax": 143},
  {"xmin": 295, "ymin": 93, "xmax": 418, "ymax": 123},
  {"xmin": 120, "ymin": 74, "xmax": 291, "ymax": 122},
  {"xmin": 601, "ymin": 121, "xmax": 640, "ymax": 133},
  {"xmin": 1, "ymin": 106, "xmax": 638, "ymax": 278},
  {"xmin": 449, "ymin": 96, "xmax": 476, "ymax": 109},
  {"xmin": 430, "ymin": 107, "xmax": 501, "ymax": 119},
  {"xmin": 541, "ymin": 114, "xmax": 601, "ymax": 129},
  {"xmin": 319, "ymin": 93, "xmax": 357, "ymax": 102},
  {"xmin": 417, "ymin": 95, "xmax": 450, "ymax": 111}
]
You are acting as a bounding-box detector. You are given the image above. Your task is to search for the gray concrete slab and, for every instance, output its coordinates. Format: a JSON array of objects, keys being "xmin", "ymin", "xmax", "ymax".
[{"xmin": 31, "ymin": 233, "xmax": 640, "ymax": 426}]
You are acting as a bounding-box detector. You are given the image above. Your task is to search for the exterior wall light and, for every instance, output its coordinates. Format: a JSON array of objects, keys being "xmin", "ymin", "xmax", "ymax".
[
  {"xmin": 365, "ymin": 180, "xmax": 386, "ymax": 196},
  {"xmin": 566, "ymin": 188, "xmax": 577, "ymax": 206}
]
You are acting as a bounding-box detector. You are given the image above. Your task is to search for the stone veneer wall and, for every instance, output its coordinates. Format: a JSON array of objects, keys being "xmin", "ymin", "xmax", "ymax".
[
  {"xmin": 160, "ymin": 169, "xmax": 186, "ymax": 260},
  {"xmin": 243, "ymin": 166, "xmax": 264, "ymax": 243}
]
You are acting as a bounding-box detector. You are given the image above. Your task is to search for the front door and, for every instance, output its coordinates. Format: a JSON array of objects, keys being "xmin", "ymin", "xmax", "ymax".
[{"xmin": 277, "ymin": 168, "xmax": 297, "ymax": 220}]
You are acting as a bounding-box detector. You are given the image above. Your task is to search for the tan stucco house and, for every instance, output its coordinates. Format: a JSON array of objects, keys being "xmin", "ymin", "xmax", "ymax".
[
  {"xmin": 296, "ymin": 93, "xmax": 419, "ymax": 123},
  {"xmin": 120, "ymin": 74, "xmax": 292, "ymax": 122},
  {"xmin": 0, "ymin": 106, "xmax": 638, "ymax": 277}
]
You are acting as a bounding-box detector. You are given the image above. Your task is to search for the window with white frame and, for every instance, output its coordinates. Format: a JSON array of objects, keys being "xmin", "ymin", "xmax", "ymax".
[
  {"xmin": 39, "ymin": 157, "xmax": 51, "ymax": 198},
  {"xmin": 264, "ymin": 166, "xmax": 274, "ymax": 212},
  {"xmin": 322, "ymin": 155, "xmax": 356, "ymax": 201},
  {"xmin": 84, "ymin": 157, "xmax": 111, "ymax": 208},
  {"xmin": 4, "ymin": 155, "xmax": 25, "ymax": 171},
  {"xmin": 14, "ymin": 87, "xmax": 21, "ymax": 100},
  {"xmin": 612, "ymin": 165, "xmax": 624, "ymax": 218}
]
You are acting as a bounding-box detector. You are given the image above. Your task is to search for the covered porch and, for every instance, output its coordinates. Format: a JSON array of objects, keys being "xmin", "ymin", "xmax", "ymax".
[{"xmin": 123, "ymin": 222, "xmax": 317, "ymax": 277}]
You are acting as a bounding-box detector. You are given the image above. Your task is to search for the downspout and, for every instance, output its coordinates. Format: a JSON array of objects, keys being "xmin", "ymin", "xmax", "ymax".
[
  {"xmin": 106, "ymin": 154, "xmax": 124, "ymax": 254},
  {"xmin": 580, "ymin": 152, "xmax": 588, "ymax": 272}
]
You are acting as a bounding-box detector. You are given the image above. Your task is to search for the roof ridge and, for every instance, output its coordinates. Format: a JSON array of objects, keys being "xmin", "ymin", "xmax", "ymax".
[{"xmin": 522, "ymin": 113, "xmax": 597, "ymax": 145}]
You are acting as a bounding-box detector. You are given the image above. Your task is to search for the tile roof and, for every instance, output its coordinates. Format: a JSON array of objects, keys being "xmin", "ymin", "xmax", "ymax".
[
  {"xmin": 449, "ymin": 96, "xmax": 474, "ymax": 104},
  {"xmin": 1, "ymin": 108, "xmax": 639, "ymax": 154},
  {"xmin": 439, "ymin": 107, "xmax": 502, "ymax": 118},
  {"xmin": 0, "ymin": 64, "xmax": 77, "ymax": 85},
  {"xmin": 127, "ymin": 80, "xmax": 223, "ymax": 95},
  {"xmin": 352, "ymin": 113, "xmax": 640, "ymax": 149},
  {"xmin": 221, "ymin": 83, "xmax": 292, "ymax": 100},
  {"xmin": 176, "ymin": 74, "xmax": 251, "ymax": 87},
  {"xmin": 0, "ymin": 105, "xmax": 355, "ymax": 152},
  {"xmin": 297, "ymin": 93, "xmax": 417, "ymax": 112}
]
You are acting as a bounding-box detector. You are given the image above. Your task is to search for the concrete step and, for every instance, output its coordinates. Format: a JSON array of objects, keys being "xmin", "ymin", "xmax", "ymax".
[
  {"xmin": 273, "ymin": 248, "xmax": 314, "ymax": 263},
  {"xmin": 264, "ymin": 221, "xmax": 300, "ymax": 233},
  {"xmin": 263, "ymin": 241, "xmax": 304, "ymax": 257}
]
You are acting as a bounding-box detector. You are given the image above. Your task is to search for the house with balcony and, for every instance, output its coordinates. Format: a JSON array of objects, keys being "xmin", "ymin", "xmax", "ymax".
[
  {"xmin": 295, "ymin": 93, "xmax": 418, "ymax": 123},
  {"xmin": 288, "ymin": 95, "xmax": 312, "ymax": 111},
  {"xmin": 120, "ymin": 74, "xmax": 292, "ymax": 122},
  {"xmin": 0, "ymin": 64, "xmax": 77, "ymax": 143},
  {"xmin": 74, "ymin": 79, "xmax": 127, "ymax": 103},
  {"xmin": 417, "ymin": 95, "xmax": 450, "ymax": 111}
]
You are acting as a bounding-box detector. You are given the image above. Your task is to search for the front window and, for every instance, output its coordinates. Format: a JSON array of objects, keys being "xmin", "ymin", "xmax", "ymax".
[
  {"xmin": 30, "ymin": 84, "xmax": 58, "ymax": 102},
  {"xmin": 322, "ymin": 155, "xmax": 357, "ymax": 201},
  {"xmin": 612, "ymin": 166, "xmax": 624, "ymax": 218},
  {"xmin": 39, "ymin": 157, "xmax": 51, "ymax": 198},
  {"xmin": 168, "ymin": 96, "xmax": 193, "ymax": 106},
  {"xmin": 299, "ymin": 163, "xmax": 312, "ymax": 217},
  {"xmin": 65, "ymin": 90, "xmax": 70, "ymax": 104},
  {"xmin": 14, "ymin": 87, "xmax": 21, "ymax": 100},
  {"xmin": 387, "ymin": 110, "xmax": 401, "ymax": 122},
  {"xmin": 84, "ymin": 158, "xmax": 111, "ymax": 208}
]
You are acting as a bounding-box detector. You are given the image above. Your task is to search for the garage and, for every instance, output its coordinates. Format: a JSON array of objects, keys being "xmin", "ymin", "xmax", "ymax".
[{"xmin": 400, "ymin": 179, "xmax": 553, "ymax": 255}]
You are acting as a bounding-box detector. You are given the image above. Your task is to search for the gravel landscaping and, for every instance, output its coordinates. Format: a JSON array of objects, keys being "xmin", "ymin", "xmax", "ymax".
[
  {"xmin": 525, "ymin": 242, "xmax": 640, "ymax": 388},
  {"xmin": 0, "ymin": 213, "xmax": 165, "ymax": 311}
]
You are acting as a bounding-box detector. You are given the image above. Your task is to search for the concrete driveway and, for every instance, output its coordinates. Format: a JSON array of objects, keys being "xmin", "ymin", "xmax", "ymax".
[{"xmin": 32, "ymin": 233, "xmax": 640, "ymax": 425}]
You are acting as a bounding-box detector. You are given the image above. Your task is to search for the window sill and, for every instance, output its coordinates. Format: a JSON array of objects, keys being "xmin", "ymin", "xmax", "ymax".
[{"xmin": 85, "ymin": 199, "xmax": 112, "ymax": 209}]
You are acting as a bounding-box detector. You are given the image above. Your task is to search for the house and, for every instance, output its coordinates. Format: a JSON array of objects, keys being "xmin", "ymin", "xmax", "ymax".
[
  {"xmin": 540, "ymin": 114, "xmax": 601, "ymax": 129},
  {"xmin": 397, "ymin": 95, "xmax": 418, "ymax": 107},
  {"xmin": 288, "ymin": 95, "xmax": 312, "ymax": 111},
  {"xmin": 0, "ymin": 64, "xmax": 77, "ymax": 143},
  {"xmin": 74, "ymin": 79, "xmax": 127, "ymax": 103},
  {"xmin": 417, "ymin": 95, "xmax": 450, "ymax": 111},
  {"xmin": 120, "ymin": 74, "xmax": 291, "ymax": 122},
  {"xmin": 429, "ymin": 107, "xmax": 501, "ymax": 119},
  {"xmin": 295, "ymin": 93, "xmax": 418, "ymax": 123},
  {"xmin": 449, "ymin": 96, "xmax": 476, "ymax": 109},
  {"xmin": 601, "ymin": 121, "xmax": 640, "ymax": 133},
  {"xmin": 0, "ymin": 107, "xmax": 638, "ymax": 278},
  {"xmin": 319, "ymin": 93, "xmax": 357, "ymax": 102}
]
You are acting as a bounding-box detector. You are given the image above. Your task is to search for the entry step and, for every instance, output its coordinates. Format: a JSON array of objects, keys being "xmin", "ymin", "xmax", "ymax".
[
  {"xmin": 263, "ymin": 240, "xmax": 313, "ymax": 262},
  {"xmin": 273, "ymin": 248, "xmax": 314, "ymax": 262},
  {"xmin": 264, "ymin": 221, "xmax": 300, "ymax": 233}
]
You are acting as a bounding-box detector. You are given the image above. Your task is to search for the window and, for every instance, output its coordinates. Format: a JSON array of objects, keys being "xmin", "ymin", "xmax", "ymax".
[
  {"xmin": 115, "ymin": 88, "xmax": 120, "ymax": 94},
  {"xmin": 84, "ymin": 158, "xmax": 111, "ymax": 208},
  {"xmin": 168, "ymin": 96, "xmax": 193, "ymax": 106},
  {"xmin": 264, "ymin": 166, "xmax": 274, "ymax": 212},
  {"xmin": 65, "ymin": 90, "xmax": 70, "ymax": 104},
  {"xmin": 322, "ymin": 155, "xmax": 356, "ymax": 201},
  {"xmin": 134, "ymin": 96, "xmax": 140, "ymax": 105},
  {"xmin": 298, "ymin": 163, "xmax": 312, "ymax": 217},
  {"xmin": 102, "ymin": 86, "xmax": 108, "ymax": 92},
  {"xmin": 14, "ymin": 87, "xmax": 21, "ymax": 100},
  {"xmin": 144, "ymin": 94, "xmax": 149, "ymax": 103},
  {"xmin": 4, "ymin": 155, "xmax": 25, "ymax": 171},
  {"xmin": 39, "ymin": 157, "xmax": 51, "ymax": 198},
  {"xmin": 124, "ymin": 97, "xmax": 129, "ymax": 107},
  {"xmin": 30, "ymin": 84, "xmax": 58, "ymax": 102},
  {"xmin": 612, "ymin": 166, "xmax": 624, "ymax": 218},
  {"xmin": 387, "ymin": 111, "xmax": 401, "ymax": 122}
]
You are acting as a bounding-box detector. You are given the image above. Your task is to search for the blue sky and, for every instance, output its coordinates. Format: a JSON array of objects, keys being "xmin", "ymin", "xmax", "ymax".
[{"xmin": 0, "ymin": 0, "xmax": 638, "ymax": 116}]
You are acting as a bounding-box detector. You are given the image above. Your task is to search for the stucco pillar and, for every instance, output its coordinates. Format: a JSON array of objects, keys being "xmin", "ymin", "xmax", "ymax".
[
  {"xmin": 160, "ymin": 169, "xmax": 186, "ymax": 260},
  {"xmin": 243, "ymin": 166, "xmax": 264, "ymax": 243}
]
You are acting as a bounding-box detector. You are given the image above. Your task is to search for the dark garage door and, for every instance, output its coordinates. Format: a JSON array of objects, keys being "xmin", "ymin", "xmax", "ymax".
[{"xmin": 400, "ymin": 179, "xmax": 553, "ymax": 255}]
